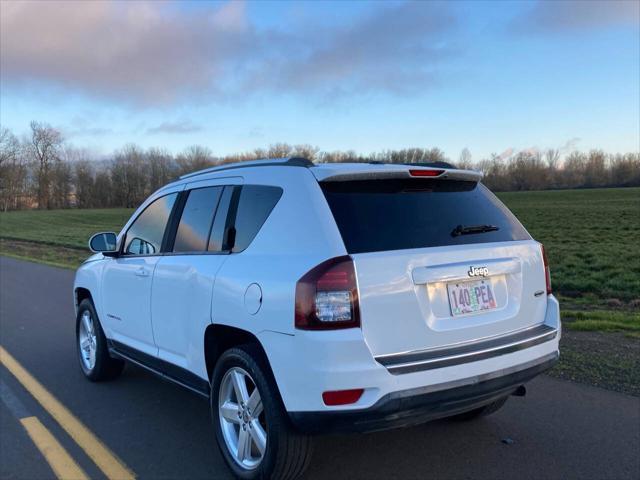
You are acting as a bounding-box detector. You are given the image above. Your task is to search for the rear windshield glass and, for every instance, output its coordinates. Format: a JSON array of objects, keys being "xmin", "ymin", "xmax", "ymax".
[{"xmin": 321, "ymin": 179, "xmax": 530, "ymax": 254}]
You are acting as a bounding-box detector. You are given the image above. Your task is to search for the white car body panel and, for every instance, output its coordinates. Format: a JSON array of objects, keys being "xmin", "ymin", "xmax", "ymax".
[
  {"xmin": 353, "ymin": 240, "xmax": 547, "ymax": 357},
  {"xmin": 101, "ymin": 255, "xmax": 160, "ymax": 356},
  {"xmin": 152, "ymin": 255, "xmax": 226, "ymax": 377}
]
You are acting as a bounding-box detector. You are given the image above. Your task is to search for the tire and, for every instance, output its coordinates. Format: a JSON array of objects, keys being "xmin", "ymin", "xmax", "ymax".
[
  {"xmin": 211, "ymin": 345, "xmax": 312, "ymax": 480},
  {"xmin": 450, "ymin": 396, "xmax": 509, "ymax": 421},
  {"xmin": 76, "ymin": 298, "xmax": 125, "ymax": 381}
]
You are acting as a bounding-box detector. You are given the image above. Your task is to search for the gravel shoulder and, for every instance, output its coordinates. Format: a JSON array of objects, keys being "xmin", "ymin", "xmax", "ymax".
[{"xmin": 549, "ymin": 329, "xmax": 640, "ymax": 396}]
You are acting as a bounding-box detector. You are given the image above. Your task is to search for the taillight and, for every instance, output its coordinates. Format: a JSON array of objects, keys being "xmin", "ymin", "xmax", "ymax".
[
  {"xmin": 409, "ymin": 169, "xmax": 444, "ymax": 177},
  {"xmin": 541, "ymin": 244, "xmax": 552, "ymax": 295},
  {"xmin": 295, "ymin": 256, "xmax": 360, "ymax": 330}
]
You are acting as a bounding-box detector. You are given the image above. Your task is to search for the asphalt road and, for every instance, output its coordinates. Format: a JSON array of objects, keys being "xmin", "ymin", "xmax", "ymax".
[{"xmin": 1, "ymin": 256, "xmax": 639, "ymax": 480}]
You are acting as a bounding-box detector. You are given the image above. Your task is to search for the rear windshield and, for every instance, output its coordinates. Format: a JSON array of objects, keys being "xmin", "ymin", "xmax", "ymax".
[{"xmin": 321, "ymin": 179, "xmax": 530, "ymax": 254}]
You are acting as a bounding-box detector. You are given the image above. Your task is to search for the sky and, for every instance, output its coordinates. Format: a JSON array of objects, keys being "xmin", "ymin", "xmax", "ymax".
[{"xmin": 1, "ymin": 0, "xmax": 639, "ymax": 161}]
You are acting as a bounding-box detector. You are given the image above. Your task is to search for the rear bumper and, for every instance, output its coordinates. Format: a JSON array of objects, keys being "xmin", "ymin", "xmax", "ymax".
[
  {"xmin": 289, "ymin": 351, "xmax": 558, "ymax": 434},
  {"xmin": 260, "ymin": 295, "xmax": 561, "ymax": 415}
]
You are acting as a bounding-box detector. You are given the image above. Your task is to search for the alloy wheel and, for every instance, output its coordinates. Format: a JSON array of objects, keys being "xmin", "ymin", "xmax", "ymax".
[
  {"xmin": 218, "ymin": 367, "xmax": 267, "ymax": 470},
  {"xmin": 78, "ymin": 310, "xmax": 97, "ymax": 371}
]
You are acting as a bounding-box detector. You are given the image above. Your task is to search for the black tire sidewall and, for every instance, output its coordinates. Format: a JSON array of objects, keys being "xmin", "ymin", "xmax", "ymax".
[{"xmin": 211, "ymin": 346, "xmax": 284, "ymax": 480}]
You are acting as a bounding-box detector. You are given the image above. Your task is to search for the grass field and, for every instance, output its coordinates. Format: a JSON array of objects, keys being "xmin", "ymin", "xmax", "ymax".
[{"xmin": 499, "ymin": 188, "xmax": 640, "ymax": 306}]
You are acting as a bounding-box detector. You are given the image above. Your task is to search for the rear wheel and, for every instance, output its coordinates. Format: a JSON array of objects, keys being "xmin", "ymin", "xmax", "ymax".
[
  {"xmin": 450, "ymin": 396, "xmax": 509, "ymax": 421},
  {"xmin": 76, "ymin": 299, "xmax": 124, "ymax": 381},
  {"xmin": 211, "ymin": 345, "xmax": 312, "ymax": 479}
]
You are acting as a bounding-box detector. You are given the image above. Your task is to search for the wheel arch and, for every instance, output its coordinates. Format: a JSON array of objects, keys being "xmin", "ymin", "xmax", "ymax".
[
  {"xmin": 204, "ymin": 324, "xmax": 274, "ymax": 384},
  {"xmin": 75, "ymin": 287, "xmax": 93, "ymax": 311}
]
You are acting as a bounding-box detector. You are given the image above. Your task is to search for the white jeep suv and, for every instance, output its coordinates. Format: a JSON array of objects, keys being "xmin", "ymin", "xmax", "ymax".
[{"xmin": 74, "ymin": 158, "xmax": 560, "ymax": 479}]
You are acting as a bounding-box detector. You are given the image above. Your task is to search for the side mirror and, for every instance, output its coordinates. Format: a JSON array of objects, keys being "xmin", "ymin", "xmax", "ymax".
[{"xmin": 89, "ymin": 232, "xmax": 118, "ymax": 256}]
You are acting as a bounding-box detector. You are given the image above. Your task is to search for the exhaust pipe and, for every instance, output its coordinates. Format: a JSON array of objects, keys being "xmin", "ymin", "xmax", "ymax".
[{"xmin": 512, "ymin": 385, "xmax": 527, "ymax": 397}]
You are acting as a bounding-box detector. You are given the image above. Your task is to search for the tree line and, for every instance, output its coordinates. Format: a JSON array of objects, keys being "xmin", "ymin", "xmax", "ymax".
[{"xmin": 0, "ymin": 122, "xmax": 638, "ymax": 211}]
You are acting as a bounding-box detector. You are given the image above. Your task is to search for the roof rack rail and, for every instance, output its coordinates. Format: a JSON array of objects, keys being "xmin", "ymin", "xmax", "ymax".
[{"xmin": 179, "ymin": 157, "xmax": 314, "ymax": 180}]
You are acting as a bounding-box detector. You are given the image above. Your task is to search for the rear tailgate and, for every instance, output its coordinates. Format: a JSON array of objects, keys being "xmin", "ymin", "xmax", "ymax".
[
  {"xmin": 353, "ymin": 240, "xmax": 547, "ymax": 357},
  {"xmin": 319, "ymin": 172, "xmax": 549, "ymax": 357}
]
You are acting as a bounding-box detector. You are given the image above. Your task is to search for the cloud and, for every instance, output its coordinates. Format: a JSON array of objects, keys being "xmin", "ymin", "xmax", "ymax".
[
  {"xmin": 146, "ymin": 120, "xmax": 203, "ymax": 135},
  {"xmin": 519, "ymin": 146, "xmax": 540, "ymax": 156},
  {"xmin": 242, "ymin": 2, "xmax": 457, "ymax": 97},
  {"xmin": 0, "ymin": 1, "xmax": 458, "ymax": 106},
  {"xmin": 498, "ymin": 148, "xmax": 514, "ymax": 161},
  {"xmin": 559, "ymin": 137, "xmax": 581, "ymax": 152},
  {"xmin": 512, "ymin": 0, "xmax": 639, "ymax": 33},
  {"xmin": 1, "ymin": 1, "xmax": 252, "ymax": 104}
]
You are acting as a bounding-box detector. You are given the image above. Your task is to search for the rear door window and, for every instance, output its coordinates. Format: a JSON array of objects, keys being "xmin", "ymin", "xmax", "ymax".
[
  {"xmin": 173, "ymin": 187, "xmax": 223, "ymax": 252},
  {"xmin": 230, "ymin": 185, "xmax": 283, "ymax": 253},
  {"xmin": 321, "ymin": 179, "xmax": 530, "ymax": 254}
]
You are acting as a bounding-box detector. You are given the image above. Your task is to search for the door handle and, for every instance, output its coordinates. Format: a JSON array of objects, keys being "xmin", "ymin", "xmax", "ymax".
[{"xmin": 135, "ymin": 267, "xmax": 149, "ymax": 277}]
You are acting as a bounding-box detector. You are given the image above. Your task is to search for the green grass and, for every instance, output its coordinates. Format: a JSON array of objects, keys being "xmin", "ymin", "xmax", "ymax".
[
  {"xmin": 497, "ymin": 187, "xmax": 640, "ymax": 305},
  {"xmin": 562, "ymin": 310, "xmax": 640, "ymax": 333},
  {"xmin": 0, "ymin": 208, "xmax": 133, "ymax": 249}
]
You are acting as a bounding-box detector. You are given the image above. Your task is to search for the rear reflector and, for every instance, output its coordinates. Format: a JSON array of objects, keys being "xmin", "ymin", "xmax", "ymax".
[
  {"xmin": 541, "ymin": 244, "xmax": 552, "ymax": 295},
  {"xmin": 409, "ymin": 169, "xmax": 444, "ymax": 177},
  {"xmin": 322, "ymin": 389, "xmax": 364, "ymax": 406}
]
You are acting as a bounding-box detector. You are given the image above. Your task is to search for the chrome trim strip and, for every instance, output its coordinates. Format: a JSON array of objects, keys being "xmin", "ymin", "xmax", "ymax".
[
  {"xmin": 376, "ymin": 324, "xmax": 558, "ymax": 375},
  {"xmin": 412, "ymin": 257, "xmax": 521, "ymax": 285},
  {"xmin": 388, "ymin": 351, "xmax": 559, "ymax": 398}
]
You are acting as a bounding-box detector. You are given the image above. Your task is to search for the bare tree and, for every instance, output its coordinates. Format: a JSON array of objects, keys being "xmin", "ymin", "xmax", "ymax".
[
  {"xmin": 0, "ymin": 127, "xmax": 28, "ymax": 211},
  {"xmin": 584, "ymin": 150, "xmax": 608, "ymax": 187},
  {"xmin": 28, "ymin": 121, "xmax": 63, "ymax": 209},
  {"xmin": 50, "ymin": 160, "xmax": 73, "ymax": 208},
  {"xmin": 73, "ymin": 160, "xmax": 95, "ymax": 208},
  {"xmin": 93, "ymin": 170, "xmax": 113, "ymax": 207},
  {"xmin": 147, "ymin": 147, "xmax": 177, "ymax": 191},
  {"xmin": 291, "ymin": 144, "xmax": 320, "ymax": 161},
  {"xmin": 267, "ymin": 143, "xmax": 294, "ymax": 158},
  {"xmin": 458, "ymin": 148, "xmax": 473, "ymax": 169},
  {"xmin": 111, "ymin": 144, "xmax": 148, "ymax": 208},
  {"xmin": 562, "ymin": 151, "xmax": 586, "ymax": 188},
  {"xmin": 176, "ymin": 145, "xmax": 215, "ymax": 176},
  {"xmin": 5, "ymin": 120, "xmax": 640, "ymax": 210},
  {"xmin": 544, "ymin": 149, "xmax": 560, "ymax": 170}
]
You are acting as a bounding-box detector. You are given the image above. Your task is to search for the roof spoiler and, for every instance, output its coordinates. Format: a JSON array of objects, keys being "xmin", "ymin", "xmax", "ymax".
[{"xmin": 312, "ymin": 166, "xmax": 483, "ymax": 183}]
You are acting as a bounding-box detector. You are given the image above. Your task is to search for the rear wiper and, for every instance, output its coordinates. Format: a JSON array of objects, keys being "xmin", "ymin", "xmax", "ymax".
[{"xmin": 451, "ymin": 224, "xmax": 500, "ymax": 237}]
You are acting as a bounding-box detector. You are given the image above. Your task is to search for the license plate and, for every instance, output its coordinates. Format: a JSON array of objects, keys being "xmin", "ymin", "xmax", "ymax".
[{"xmin": 447, "ymin": 279, "xmax": 497, "ymax": 316}]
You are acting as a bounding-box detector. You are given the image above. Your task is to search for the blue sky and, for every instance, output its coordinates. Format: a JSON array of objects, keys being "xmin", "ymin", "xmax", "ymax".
[{"xmin": 1, "ymin": 0, "xmax": 638, "ymax": 161}]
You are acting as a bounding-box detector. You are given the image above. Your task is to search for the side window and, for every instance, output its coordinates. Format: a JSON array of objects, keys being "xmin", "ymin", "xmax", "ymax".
[
  {"xmin": 208, "ymin": 186, "xmax": 234, "ymax": 252},
  {"xmin": 173, "ymin": 187, "xmax": 223, "ymax": 252},
  {"xmin": 231, "ymin": 185, "xmax": 283, "ymax": 253},
  {"xmin": 124, "ymin": 193, "xmax": 177, "ymax": 255}
]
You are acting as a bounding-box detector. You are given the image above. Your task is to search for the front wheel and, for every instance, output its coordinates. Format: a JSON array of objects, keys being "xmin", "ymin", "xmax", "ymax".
[
  {"xmin": 76, "ymin": 299, "xmax": 124, "ymax": 381},
  {"xmin": 211, "ymin": 345, "xmax": 312, "ymax": 480}
]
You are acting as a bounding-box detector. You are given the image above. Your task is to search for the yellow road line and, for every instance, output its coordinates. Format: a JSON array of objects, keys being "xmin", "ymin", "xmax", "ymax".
[
  {"xmin": 0, "ymin": 346, "xmax": 135, "ymax": 480},
  {"xmin": 20, "ymin": 416, "xmax": 89, "ymax": 480}
]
